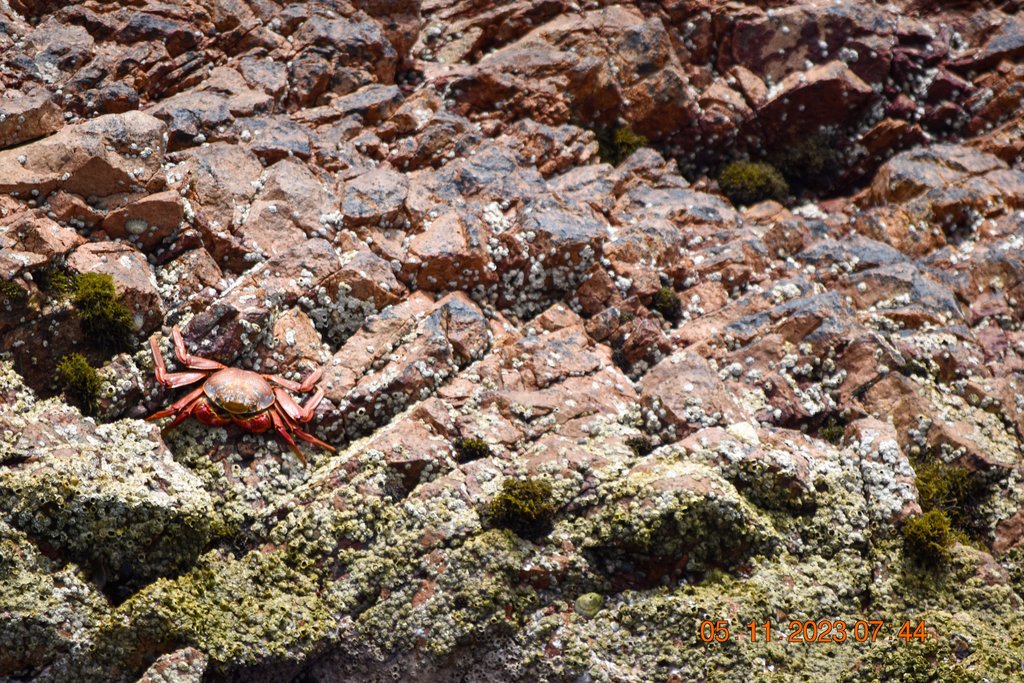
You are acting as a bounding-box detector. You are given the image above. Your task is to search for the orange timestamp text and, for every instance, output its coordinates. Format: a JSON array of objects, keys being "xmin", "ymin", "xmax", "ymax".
[{"xmin": 698, "ymin": 619, "xmax": 929, "ymax": 644}]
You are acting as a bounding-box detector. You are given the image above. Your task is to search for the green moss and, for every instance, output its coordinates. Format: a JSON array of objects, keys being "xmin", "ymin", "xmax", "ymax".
[
  {"xmin": 913, "ymin": 459, "xmax": 984, "ymax": 535},
  {"xmin": 0, "ymin": 278, "xmax": 27, "ymax": 306},
  {"xmin": 454, "ymin": 437, "xmax": 492, "ymax": 464},
  {"xmin": 72, "ymin": 273, "xmax": 135, "ymax": 352},
  {"xmin": 625, "ymin": 436, "xmax": 654, "ymax": 457},
  {"xmin": 717, "ymin": 161, "xmax": 789, "ymax": 206},
  {"xmin": 650, "ymin": 286, "xmax": 682, "ymax": 324},
  {"xmin": 771, "ymin": 132, "xmax": 839, "ymax": 194},
  {"xmin": 56, "ymin": 353, "xmax": 102, "ymax": 416},
  {"xmin": 482, "ymin": 478, "xmax": 556, "ymax": 541},
  {"xmin": 36, "ymin": 268, "xmax": 76, "ymax": 301},
  {"xmin": 818, "ymin": 417, "xmax": 847, "ymax": 446},
  {"xmin": 902, "ymin": 510, "xmax": 954, "ymax": 568},
  {"xmin": 597, "ymin": 126, "xmax": 648, "ymax": 166}
]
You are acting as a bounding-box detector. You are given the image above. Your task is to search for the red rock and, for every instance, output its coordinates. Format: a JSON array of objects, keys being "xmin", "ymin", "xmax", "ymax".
[
  {"xmin": 0, "ymin": 111, "xmax": 166, "ymax": 198},
  {"xmin": 0, "ymin": 86, "xmax": 62, "ymax": 150},
  {"xmin": 237, "ymin": 115, "xmax": 313, "ymax": 163},
  {"xmin": 404, "ymin": 209, "xmax": 496, "ymax": 293},
  {"xmin": 639, "ymin": 350, "xmax": 746, "ymax": 438},
  {"xmin": 756, "ymin": 61, "xmax": 875, "ymax": 142},
  {"xmin": 342, "ymin": 167, "xmax": 410, "ymax": 228},
  {"xmin": 0, "ymin": 212, "xmax": 85, "ymax": 269},
  {"xmin": 320, "ymin": 292, "xmax": 491, "ymax": 439},
  {"xmin": 845, "ymin": 418, "xmax": 920, "ymax": 523},
  {"xmin": 101, "ymin": 190, "xmax": 184, "ymax": 251},
  {"xmin": 155, "ymin": 247, "xmax": 223, "ymax": 316}
]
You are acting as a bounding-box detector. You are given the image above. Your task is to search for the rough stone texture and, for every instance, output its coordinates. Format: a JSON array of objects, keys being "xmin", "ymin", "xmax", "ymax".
[{"xmin": 1, "ymin": 0, "xmax": 1023, "ymax": 681}]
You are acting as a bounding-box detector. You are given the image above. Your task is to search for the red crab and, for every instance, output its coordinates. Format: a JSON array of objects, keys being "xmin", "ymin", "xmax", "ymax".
[{"xmin": 147, "ymin": 325, "xmax": 335, "ymax": 461}]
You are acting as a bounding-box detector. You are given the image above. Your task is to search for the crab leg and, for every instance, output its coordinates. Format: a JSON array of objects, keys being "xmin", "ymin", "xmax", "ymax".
[
  {"xmin": 269, "ymin": 409, "xmax": 307, "ymax": 463},
  {"xmin": 267, "ymin": 366, "xmax": 323, "ymax": 393},
  {"xmin": 171, "ymin": 325, "xmax": 226, "ymax": 371},
  {"xmin": 150, "ymin": 336, "xmax": 210, "ymax": 388},
  {"xmin": 147, "ymin": 385, "xmax": 206, "ymax": 425},
  {"xmin": 290, "ymin": 423, "xmax": 336, "ymax": 453},
  {"xmin": 273, "ymin": 387, "xmax": 325, "ymax": 423}
]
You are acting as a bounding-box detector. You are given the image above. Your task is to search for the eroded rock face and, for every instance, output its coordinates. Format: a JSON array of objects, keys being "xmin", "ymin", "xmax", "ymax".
[{"xmin": 2, "ymin": 0, "xmax": 1024, "ymax": 681}]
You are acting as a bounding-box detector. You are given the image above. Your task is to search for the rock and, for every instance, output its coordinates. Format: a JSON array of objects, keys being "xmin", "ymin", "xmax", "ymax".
[
  {"xmin": 845, "ymin": 418, "xmax": 920, "ymax": 523},
  {"xmin": 756, "ymin": 60, "xmax": 875, "ymax": 143},
  {"xmin": 320, "ymin": 291, "xmax": 490, "ymax": 439},
  {"xmin": 639, "ymin": 350, "xmax": 745, "ymax": 439},
  {"xmin": 0, "ymin": 111, "xmax": 166, "ymax": 198},
  {"xmin": 331, "ymin": 84, "xmax": 405, "ymax": 124},
  {"xmin": 155, "ymin": 248, "xmax": 224, "ymax": 318},
  {"xmin": 236, "ymin": 115, "xmax": 313, "ymax": 163},
  {"xmin": 1, "ymin": 1, "xmax": 1024, "ymax": 680},
  {"xmin": 342, "ymin": 167, "xmax": 409, "ymax": 229},
  {"xmin": 582, "ymin": 456, "xmax": 779, "ymax": 586},
  {"xmin": 404, "ymin": 209, "xmax": 495, "ymax": 293},
  {"xmin": 135, "ymin": 648, "xmax": 209, "ymax": 683},
  {"xmin": 181, "ymin": 238, "xmax": 342, "ymax": 363},
  {"xmin": 148, "ymin": 91, "xmax": 233, "ymax": 151},
  {"xmin": 0, "ymin": 520, "xmax": 106, "ymax": 680},
  {"xmin": 234, "ymin": 159, "xmax": 337, "ymax": 258},
  {"xmin": 0, "ymin": 363, "xmax": 212, "ymax": 596},
  {"xmin": 0, "ymin": 86, "xmax": 62, "ymax": 149},
  {"xmin": 101, "ymin": 190, "xmax": 184, "ymax": 251},
  {"xmin": 0, "ymin": 212, "xmax": 85, "ymax": 276}
]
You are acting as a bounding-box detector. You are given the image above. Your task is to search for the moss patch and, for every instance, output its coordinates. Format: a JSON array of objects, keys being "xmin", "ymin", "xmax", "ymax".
[
  {"xmin": 56, "ymin": 353, "xmax": 102, "ymax": 416},
  {"xmin": 902, "ymin": 510, "xmax": 954, "ymax": 568},
  {"xmin": 770, "ymin": 132, "xmax": 839, "ymax": 195},
  {"xmin": 482, "ymin": 478, "xmax": 556, "ymax": 541},
  {"xmin": 72, "ymin": 273, "xmax": 135, "ymax": 353},
  {"xmin": 454, "ymin": 437, "xmax": 493, "ymax": 464},
  {"xmin": 913, "ymin": 459, "xmax": 986, "ymax": 536},
  {"xmin": 818, "ymin": 417, "xmax": 847, "ymax": 446},
  {"xmin": 597, "ymin": 126, "xmax": 648, "ymax": 166},
  {"xmin": 36, "ymin": 268, "xmax": 77, "ymax": 301},
  {"xmin": 0, "ymin": 278, "xmax": 28, "ymax": 306},
  {"xmin": 625, "ymin": 435, "xmax": 654, "ymax": 457},
  {"xmin": 718, "ymin": 161, "xmax": 789, "ymax": 206},
  {"xmin": 650, "ymin": 286, "xmax": 682, "ymax": 324}
]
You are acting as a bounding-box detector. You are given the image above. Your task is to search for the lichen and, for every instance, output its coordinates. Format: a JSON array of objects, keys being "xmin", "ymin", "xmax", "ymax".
[
  {"xmin": 95, "ymin": 550, "xmax": 334, "ymax": 673},
  {"xmin": 0, "ymin": 520, "xmax": 106, "ymax": 679}
]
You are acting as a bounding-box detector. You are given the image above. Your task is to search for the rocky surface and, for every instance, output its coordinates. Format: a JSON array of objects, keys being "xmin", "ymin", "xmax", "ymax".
[{"xmin": 1, "ymin": 0, "xmax": 1024, "ymax": 681}]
